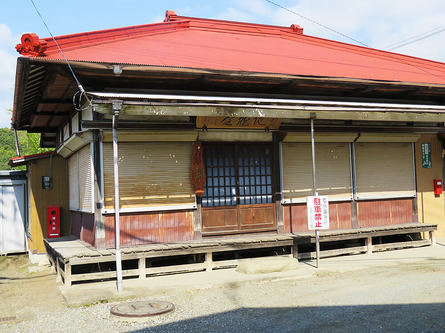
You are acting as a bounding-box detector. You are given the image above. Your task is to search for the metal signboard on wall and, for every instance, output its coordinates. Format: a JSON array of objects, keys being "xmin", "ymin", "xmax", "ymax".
[
  {"xmin": 421, "ymin": 143, "xmax": 432, "ymax": 168},
  {"xmin": 307, "ymin": 196, "xmax": 329, "ymax": 230}
]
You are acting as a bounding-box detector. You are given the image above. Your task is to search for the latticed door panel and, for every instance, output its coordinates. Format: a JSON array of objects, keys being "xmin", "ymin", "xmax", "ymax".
[{"xmin": 202, "ymin": 143, "xmax": 276, "ymax": 234}]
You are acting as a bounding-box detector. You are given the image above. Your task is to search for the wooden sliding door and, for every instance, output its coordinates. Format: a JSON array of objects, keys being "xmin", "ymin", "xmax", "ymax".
[{"xmin": 202, "ymin": 143, "xmax": 276, "ymax": 235}]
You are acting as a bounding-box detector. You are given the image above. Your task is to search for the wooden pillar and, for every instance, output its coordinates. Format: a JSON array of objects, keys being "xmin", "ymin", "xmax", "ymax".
[
  {"xmin": 291, "ymin": 239, "xmax": 299, "ymax": 259},
  {"xmin": 138, "ymin": 257, "xmax": 146, "ymax": 279},
  {"xmin": 193, "ymin": 201, "xmax": 203, "ymax": 240},
  {"xmin": 429, "ymin": 230, "xmax": 436, "ymax": 246},
  {"xmin": 205, "ymin": 252, "xmax": 213, "ymax": 272},
  {"xmin": 273, "ymin": 132, "xmax": 285, "ymax": 233},
  {"xmin": 56, "ymin": 257, "xmax": 61, "ymax": 283},
  {"xmin": 351, "ymin": 201, "xmax": 359, "ymax": 229},
  {"xmin": 365, "ymin": 236, "xmax": 373, "ymax": 254},
  {"xmin": 64, "ymin": 263, "xmax": 72, "ymax": 287}
]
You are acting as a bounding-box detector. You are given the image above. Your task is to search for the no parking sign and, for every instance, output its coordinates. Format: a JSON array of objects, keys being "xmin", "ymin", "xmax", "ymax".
[{"xmin": 307, "ymin": 196, "xmax": 329, "ymax": 230}]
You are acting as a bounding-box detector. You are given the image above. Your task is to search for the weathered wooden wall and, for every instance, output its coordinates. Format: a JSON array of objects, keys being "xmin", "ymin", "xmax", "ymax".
[
  {"xmin": 283, "ymin": 198, "xmax": 413, "ymax": 232},
  {"xmin": 103, "ymin": 210, "xmax": 194, "ymax": 248},
  {"xmin": 28, "ymin": 156, "xmax": 70, "ymax": 254},
  {"xmin": 357, "ymin": 198, "xmax": 413, "ymax": 227},
  {"xmin": 284, "ymin": 201, "xmax": 352, "ymax": 232},
  {"xmin": 71, "ymin": 211, "xmax": 95, "ymax": 246}
]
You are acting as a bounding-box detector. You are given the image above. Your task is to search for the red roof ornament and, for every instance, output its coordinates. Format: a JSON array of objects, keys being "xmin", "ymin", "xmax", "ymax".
[
  {"xmin": 164, "ymin": 10, "xmax": 178, "ymax": 22},
  {"xmin": 15, "ymin": 33, "xmax": 47, "ymax": 56},
  {"xmin": 290, "ymin": 24, "xmax": 303, "ymax": 34}
]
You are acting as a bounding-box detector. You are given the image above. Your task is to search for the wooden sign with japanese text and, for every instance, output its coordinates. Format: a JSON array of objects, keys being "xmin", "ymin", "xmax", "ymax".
[
  {"xmin": 421, "ymin": 143, "xmax": 432, "ymax": 168},
  {"xmin": 307, "ymin": 196, "xmax": 330, "ymax": 230},
  {"xmin": 196, "ymin": 117, "xmax": 282, "ymax": 129}
]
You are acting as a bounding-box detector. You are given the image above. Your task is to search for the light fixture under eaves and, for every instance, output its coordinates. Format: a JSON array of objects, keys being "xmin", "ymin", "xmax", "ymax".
[{"xmin": 113, "ymin": 65, "xmax": 123, "ymax": 76}]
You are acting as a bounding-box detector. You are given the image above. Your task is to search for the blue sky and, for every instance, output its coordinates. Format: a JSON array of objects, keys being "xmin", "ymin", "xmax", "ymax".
[{"xmin": 1, "ymin": 0, "xmax": 445, "ymax": 128}]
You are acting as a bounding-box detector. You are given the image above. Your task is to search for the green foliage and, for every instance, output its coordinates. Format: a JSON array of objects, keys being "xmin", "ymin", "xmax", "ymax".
[{"xmin": 0, "ymin": 128, "xmax": 53, "ymax": 170}]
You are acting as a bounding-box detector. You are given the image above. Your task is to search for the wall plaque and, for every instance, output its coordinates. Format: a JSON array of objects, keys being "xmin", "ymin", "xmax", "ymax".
[{"xmin": 196, "ymin": 117, "xmax": 281, "ymax": 129}]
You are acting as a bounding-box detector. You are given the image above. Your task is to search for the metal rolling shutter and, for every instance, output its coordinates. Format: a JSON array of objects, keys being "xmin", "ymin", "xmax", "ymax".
[
  {"xmin": 355, "ymin": 142, "xmax": 415, "ymax": 199},
  {"xmin": 103, "ymin": 142, "xmax": 195, "ymax": 209},
  {"xmin": 68, "ymin": 152, "xmax": 79, "ymax": 210},
  {"xmin": 68, "ymin": 145, "xmax": 94, "ymax": 212},
  {"xmin": 78, "ymin": 144, "xmax": 94, "ymax": 212},
  {"xmin": 282, "ymin": 143, "xmax": 352, "ymax": 203}
]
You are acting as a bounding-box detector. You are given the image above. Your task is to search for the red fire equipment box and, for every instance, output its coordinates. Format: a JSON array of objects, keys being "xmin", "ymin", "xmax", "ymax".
[
  {"xmin": 434, "ymin": 179, "xmax": 443, "ymax": 196},
  {"xmin": 46, "ymin": 205, "xmax": 60, "ymax": 238}
]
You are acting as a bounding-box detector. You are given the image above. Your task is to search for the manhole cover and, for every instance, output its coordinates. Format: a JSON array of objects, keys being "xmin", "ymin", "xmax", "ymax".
[{"xmin": 110, "ymin": 301, "xmax": 175, "ymax": 318}]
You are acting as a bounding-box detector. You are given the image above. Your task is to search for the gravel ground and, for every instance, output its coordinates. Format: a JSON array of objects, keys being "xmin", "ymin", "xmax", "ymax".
[{"xmin": 2, "ymin": 255, "xmax": 445, "ymax": 333}]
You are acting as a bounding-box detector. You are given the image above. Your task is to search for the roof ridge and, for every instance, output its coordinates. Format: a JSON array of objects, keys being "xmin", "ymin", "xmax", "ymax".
[
  {"xmin": 167, "ymin": 10, "xmax": 303, "ymax": 35},
  {"xmin": 16, "ymin": 10, "xmax": 303, "ymax": 57},
  {"xmin": 16, "ymin": 20, "xmax": 190, "ymax": 57}
]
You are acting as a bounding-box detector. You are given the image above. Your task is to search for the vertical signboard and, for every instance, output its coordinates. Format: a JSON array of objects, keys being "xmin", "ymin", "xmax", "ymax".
[
  {"xmin": 421, "ymin": 143, "xmax": 432, "ymax": 168},
  {"xmin": 307, "ymin": 196, "xmax": 330, "ymax": 230}
]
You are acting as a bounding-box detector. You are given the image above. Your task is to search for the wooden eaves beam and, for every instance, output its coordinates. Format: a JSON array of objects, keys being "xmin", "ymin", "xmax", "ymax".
[{"xmin": 92, "ymin": 102, "xmax": 445, "ymax": 123}]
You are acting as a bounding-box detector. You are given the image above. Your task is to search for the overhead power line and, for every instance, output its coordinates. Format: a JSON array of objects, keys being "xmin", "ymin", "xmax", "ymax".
[
  {"xmin": 264, "ymin": 0, "xmax": 369, "ymax": 47},
  {"xmin": 385, "ymin": 25, "xmax": 445, "ymax": 51},
  {"xmin": 29, "ymin": 0, "xmax": 90, "ymax": 110},
  {"xmin": 263, "ymin": 0, "xmax": 445, "ymax": 81},
  {"xmin": 30, "ymin": 0, "xmax": 83, "ymax": 91}
]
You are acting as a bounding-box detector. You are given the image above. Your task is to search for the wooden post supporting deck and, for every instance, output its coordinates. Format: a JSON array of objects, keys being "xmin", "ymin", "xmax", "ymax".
[
  {"xmin": 56, "ymin": 257, "xmax": 61, "ymax": 283},
  {"xmin": 205, "ymin": 252, "xmax": 213, "ymax": 272},
  {"xmin": 429, "ymin": 230, "xmax": 436, "ymax": 245},
  {"xmin": 64, "ymin": 263, "xmax": 72, "ymax": 287},
  {"xmin": 365, "ymin": 236, "xmax": 373, "ymax": 254},
  {"xmin": 139, "ymin": 258, "xmax": 146, "ymax": 279},
  {"xmin": 291, "ymin": 239, "xmax": 299, "ymax": 259}
]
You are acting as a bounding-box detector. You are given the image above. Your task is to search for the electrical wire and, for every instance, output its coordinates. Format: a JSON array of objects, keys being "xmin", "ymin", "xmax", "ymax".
[
  {"xmin": 30, "ymin": 0, "xmax": 445, "ymax": 98},
  {"xmin": 264, "ymin": 0, "xmax": 445, "ymax": 81},
  {"xmin": 29, "ymin": 0, "xmax": 91, "ymax": 110},
  {"xmin": 383, "ymin": 25, "xmax": 445, "ymax": 50},
  {"xmin": 73, "ymin": 89, "xmax": 93, "ymax": 111},
  {"xmin": 386, "ymin": 26, "xmax": 445, "ymax": 51},
  {"xmin": 265, "ymin": 0, "xmax": 444, "ymax": 52},
  {"xmin": 264, "ymin": 0, "xmax": 369, "ymax": 47}
]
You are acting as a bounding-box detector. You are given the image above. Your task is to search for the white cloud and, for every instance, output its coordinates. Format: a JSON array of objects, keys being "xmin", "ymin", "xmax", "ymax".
[
  {"xmin": 237, "ymin": 0, "xmax": 272, "ymax": 17},
  {"xmin": 0, "ymin": 24, "xmax": 17, "ymax": 128},
  {"xmin": 148, "ymin": 14, "xmax": 165, "ymax": 24},
  {"xmin": 0, "ymin": 50, "xmax": 16, "ymax": 90},
  {"xmin": 268, "ymin": 0, "xmax": 445, "ymax": 62},
  {"xmin": 216, "ymin": 8, "xmax": 254, "ymax": 23},
  {"xmin": 0, "ymin": 24, "xmax": 14, "ymax": 47}
]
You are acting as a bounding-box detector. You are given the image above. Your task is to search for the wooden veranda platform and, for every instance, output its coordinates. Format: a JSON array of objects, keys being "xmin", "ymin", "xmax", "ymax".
[
  {"xmin": 45, "ymin": 234, "xmax": 294, "ymax": 286},
  {"xmin": 45, "ymin": 223, "xmax": 437, "ymax": 286},
  {"xmin": 293, "ymin": 223, "xmax": 437, "ymax": 259}
]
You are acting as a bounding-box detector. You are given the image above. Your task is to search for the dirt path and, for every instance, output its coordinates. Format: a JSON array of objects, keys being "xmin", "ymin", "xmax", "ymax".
[
  {"xmin": 0, "ymin": 255, "xmax": 65, "ymax": 323},
  {"xmin": 1, "ymin": 250, "xmax": 445, "ymax": 332}
]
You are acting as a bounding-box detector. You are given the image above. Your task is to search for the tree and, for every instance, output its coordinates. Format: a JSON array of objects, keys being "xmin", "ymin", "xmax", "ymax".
[{"xmin": 0, "ymin": 128, "xmax": 53, "ymax": 170}]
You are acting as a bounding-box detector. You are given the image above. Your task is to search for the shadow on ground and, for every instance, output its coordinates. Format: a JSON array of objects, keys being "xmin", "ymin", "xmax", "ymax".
[
  {"xmin": 0, "ymin": 274, "xmax": 55, "ymax": 283},
  {"xmin": 129, "ymin": 303, "xmax": 445, "ymax": 333}
]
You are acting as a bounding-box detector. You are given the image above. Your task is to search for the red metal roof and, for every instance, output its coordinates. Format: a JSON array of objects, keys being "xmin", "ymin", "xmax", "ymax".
[
  {"xmin": 9, "ymin": 151, "xmax": 54, "ymax": 167},
  {"xmin": 15, "ymin": 10, "xmax": 445, "ymax": 85}
]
